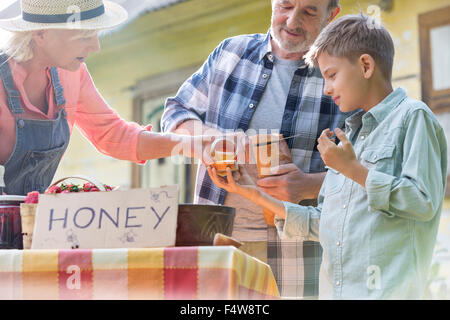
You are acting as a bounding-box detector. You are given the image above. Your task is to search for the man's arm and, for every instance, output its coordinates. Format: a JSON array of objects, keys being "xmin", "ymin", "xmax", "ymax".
[{"xmin": 174, "ymin": 119, "xmax": 222, "ymax": 136}]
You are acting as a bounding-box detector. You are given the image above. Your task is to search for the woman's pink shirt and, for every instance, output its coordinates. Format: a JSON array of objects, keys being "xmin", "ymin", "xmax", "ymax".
[{"xmin": 0, "ymin": 59, "xmax": 149, "ymax": 165}]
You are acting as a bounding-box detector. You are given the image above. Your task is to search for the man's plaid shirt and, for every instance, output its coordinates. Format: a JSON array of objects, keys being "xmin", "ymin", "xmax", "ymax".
[{"xmin": 161, "ymin": 32, "xmax": 349, "ymax": 298}]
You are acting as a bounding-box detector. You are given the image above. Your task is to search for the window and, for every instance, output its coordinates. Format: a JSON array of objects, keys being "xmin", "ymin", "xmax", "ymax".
[
  {"xmin": 131, "ymin": 65, "xmax": 200, "ymax": 203},
  {"xmin": 419, "ymin": 5, "xmax": 450, "ymax": 112}
]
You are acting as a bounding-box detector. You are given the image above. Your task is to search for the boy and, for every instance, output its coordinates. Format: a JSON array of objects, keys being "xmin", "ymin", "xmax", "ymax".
[{"xmin": 207, "ymin": 14, "xmax": 447, "ymax": 299}]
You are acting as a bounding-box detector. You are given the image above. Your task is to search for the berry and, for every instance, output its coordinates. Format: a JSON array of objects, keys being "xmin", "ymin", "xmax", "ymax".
[
  {"xmin": 83, "ymin": 183, "xmax": 95, "ymax": 192},
  {"xmin": 46, "ymin": 185, "xmax": 62, "ymax": 194},
  {"xmin": 25, "ymin": 191, "xmax": 39, "ymax": 204}
]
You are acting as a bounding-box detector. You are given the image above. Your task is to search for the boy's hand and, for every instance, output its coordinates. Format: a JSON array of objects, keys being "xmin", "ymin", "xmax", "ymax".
[
  {"xmin": 207, "ymin": 166, "xmax": 260, "ymax": 203},
  {"xmin": 317, "ymin": 128, "xmax": 369, "ymax": 187},
  {"xmin": 317, "ymin": 128, "xmax": 357, "ymax": 173}
]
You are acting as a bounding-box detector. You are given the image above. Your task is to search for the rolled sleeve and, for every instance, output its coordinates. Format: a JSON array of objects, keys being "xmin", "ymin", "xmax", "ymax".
[
  {"xmin": 275, "ymin": 201, "xmax": 319, "ymax": 241},
  {"xmin": 364, "ymin": 108, "xmax": 447, "ymax": 221},
  {"xmin": 161, "ymin": 98, "xmax": 203, "ymax": 133},
  {"xmin": 365, "ymin": 169, "xmax": 396, "ymax": 217}
]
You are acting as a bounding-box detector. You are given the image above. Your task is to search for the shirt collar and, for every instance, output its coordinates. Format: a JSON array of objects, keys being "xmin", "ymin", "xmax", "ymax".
[
  {"xmin": 366, "ymin": 87, "xmax": 408, "ymax": 124},
  {"xmin": 258, "ymin": 30, "xmax": 273, "ymax": 62},
  {"xmin": 10, "ymin": 58, "xmax": 53, "ymax": 85},
  {"xmin": 345, "ymin": 109, "xmax": 365, "ymax": 130}
]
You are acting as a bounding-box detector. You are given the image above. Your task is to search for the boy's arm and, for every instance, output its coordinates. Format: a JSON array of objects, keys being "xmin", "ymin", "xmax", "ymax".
[
  {"xmin": 207, "ymin": 167, "xmax": 322, "ymax": 241},
  {"xmin": 364, "ymin": 109, "xmax": 447, "ymax": 221},
  {"xmin": 274, "ymin": 186, "xmax": 323, "ymax": 242},
  {"xmin": 242, "ymin": 183, "xmax": 322, "ymax": 242}
]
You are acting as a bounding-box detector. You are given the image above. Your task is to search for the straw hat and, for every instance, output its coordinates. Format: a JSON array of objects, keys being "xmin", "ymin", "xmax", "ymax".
[{"xmin": 0, "ymin": 0, "xmax": 128, "ymax": 31}]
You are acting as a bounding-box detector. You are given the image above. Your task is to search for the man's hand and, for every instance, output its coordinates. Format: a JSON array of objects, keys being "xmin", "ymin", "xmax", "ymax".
[{"xmin": 256, "ymin": 163, "xmax": 324, "ymax": 203}]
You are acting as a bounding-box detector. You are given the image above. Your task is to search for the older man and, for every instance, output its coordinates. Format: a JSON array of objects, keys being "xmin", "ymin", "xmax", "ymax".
[{"xmin": 162, "ymin": 0, "xmax": 345, "ymax": 298}]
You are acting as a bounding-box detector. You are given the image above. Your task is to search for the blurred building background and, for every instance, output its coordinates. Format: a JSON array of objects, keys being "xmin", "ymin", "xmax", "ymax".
[{"xmin": 1, "ymin": 0, "xmax": 449, "ymax": 299}]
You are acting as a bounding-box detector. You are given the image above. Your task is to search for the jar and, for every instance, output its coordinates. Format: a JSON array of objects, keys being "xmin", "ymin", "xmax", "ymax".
[
  {"xmin": 210, "ymin": 137, "xmax": 239, "ymax": 177},
  {"xmin": 0, "ymin": 195, "xmax": 26, "ymax": 249}
]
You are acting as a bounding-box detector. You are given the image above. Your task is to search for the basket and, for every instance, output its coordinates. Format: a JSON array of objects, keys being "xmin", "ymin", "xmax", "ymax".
[{"xmin": 20, "ymin": 175, "xmax": 110, "ymax": 249}]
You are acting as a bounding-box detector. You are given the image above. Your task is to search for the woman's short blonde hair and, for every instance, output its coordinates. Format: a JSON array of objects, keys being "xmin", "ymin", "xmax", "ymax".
[
  {"xmin": 2, "ymin": 31, "xmax": 34, "ymax": 63},
  {"xmin": 1, "ymin": 29, "xmax": 98, "ymax": 63}
]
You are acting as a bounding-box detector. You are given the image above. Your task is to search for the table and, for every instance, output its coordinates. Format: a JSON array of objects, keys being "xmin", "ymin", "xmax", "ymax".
[{"xmin": 0, "ymin": 246, "xmax": 280, "ymax": 300}]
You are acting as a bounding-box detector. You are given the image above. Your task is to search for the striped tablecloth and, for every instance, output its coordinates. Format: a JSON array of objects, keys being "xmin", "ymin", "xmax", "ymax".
[{"xmin": 0, "ymin": 246, "xmax": 280, "ymax": 300}]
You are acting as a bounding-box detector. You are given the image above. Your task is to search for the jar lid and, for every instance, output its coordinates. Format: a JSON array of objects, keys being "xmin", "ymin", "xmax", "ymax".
[{"xmin": 0, "ymin": 195, "xmax": 26, "ymax": 202}]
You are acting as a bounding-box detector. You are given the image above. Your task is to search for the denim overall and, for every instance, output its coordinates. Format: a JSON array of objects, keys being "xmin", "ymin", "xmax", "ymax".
[{"xmin": 0, "ymin": 54, "xmax": 70, "ymax": 196}]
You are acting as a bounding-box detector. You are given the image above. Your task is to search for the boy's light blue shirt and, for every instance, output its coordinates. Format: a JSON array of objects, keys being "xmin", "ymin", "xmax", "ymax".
[{"xmin": 275, "ymin": 88, "xmax": 448, "ymax": 299}]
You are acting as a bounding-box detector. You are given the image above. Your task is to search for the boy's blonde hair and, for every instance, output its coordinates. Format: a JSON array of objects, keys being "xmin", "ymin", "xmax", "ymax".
[
  {"xmin": 305, "ymin": 13, "xmax": 395, "ymax": 81},
  {"xmin": 1, "ymin": 29, "xmax": 98, "ymax": 63}
]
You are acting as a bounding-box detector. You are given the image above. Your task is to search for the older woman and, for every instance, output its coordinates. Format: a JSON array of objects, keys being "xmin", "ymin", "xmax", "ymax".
[{"xmin": 0, "ymin": 0, "xmax": 214, "ymax": 195}]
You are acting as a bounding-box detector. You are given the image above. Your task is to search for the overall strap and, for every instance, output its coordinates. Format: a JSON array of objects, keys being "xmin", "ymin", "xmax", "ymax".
[
  {"xmin": 0, "ymin": 54, "xmax": 24, "ymax": 114},
  {"xmin": 49, "ymin": 67, "xmax": 66, "ymax": 107}
]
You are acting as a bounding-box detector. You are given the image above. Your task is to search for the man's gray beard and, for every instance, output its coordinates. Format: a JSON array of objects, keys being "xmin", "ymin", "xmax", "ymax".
[{"xmin": 270, "ymin": 27, "xmax": 312, "ymax": 54}]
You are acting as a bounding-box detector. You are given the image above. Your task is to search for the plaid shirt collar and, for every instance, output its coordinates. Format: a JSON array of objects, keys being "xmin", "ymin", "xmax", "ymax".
[
  {"xmin": 259, "ymin": 30, "xmax": 312, "ymax": 74},
  {"xmin": 258, "ymin": 30, "xmax": 272, "ymax": 62}
]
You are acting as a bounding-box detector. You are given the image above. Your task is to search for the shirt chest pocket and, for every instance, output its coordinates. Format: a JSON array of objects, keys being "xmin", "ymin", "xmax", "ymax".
[
  {"xmin": 360, "ymin": 144, "xmax": 396, "ymax": 175},
  {"xmin": 324, "ymin": 167, "xmax": 346, "ymax": 196}
]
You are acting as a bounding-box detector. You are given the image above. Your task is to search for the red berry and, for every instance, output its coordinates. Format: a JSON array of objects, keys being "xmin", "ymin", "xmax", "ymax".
[
  {"xmin": 46, "ymin": 185, "xmax": 62, "ymax": 194},
  {"xmin": 25, "ymin": 191, "xmax": 39, "ymax": 204},
  {"xmin": 83, "ymin": 183, "xmax": 95, "ymax": 192}
]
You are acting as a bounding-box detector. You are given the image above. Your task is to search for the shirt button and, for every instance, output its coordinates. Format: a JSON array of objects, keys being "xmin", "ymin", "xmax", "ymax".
[
  {"xmin": 249, "ymin": 104, "xmax": 255, "ymax": 109},
  {"xmin": 17, "ymin": 119, "xmax": 25, "ymax": 128},
  {"xmin": 343, "ymin": 204, "xmax": 347, "ymax": 209},
  {"xmin": 336, "ymin": 281, "xmax": 341, "ymax": 286},
  {"xmin": 336, "ymin": 241, "xmax": 341, "ymax": 247},
  {"xmin": 373, "ymin": 155, "xmax": 377, "ymax": 160},
  {"xmin": 262, "ymin": 74, "xmax": 268, "ymax": 79},
  {"xmin": 361, "ymin": 136, "xmax": 365, "ymax": 140}
]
